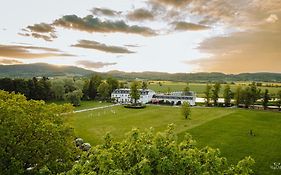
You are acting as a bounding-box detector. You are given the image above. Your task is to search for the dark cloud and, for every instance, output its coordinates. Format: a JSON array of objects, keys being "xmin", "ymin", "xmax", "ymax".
[
  {"xmin": 124, "ymin": 44, "xmax": 141, "ymax": 48},
  {"xmin": 76, "ymin": 60, "xmax": 117, "ymax": 69},
  {"xmin": 171, "ymin": 21, "xmax": 209, "ymax": 31},
  {"xmin": 91, "ymin": 8, "xmax": 121, "ymax": 17},
  {"xmin": 31, "ymin": 33, "xmax": 57, "ymax": 42},
  {"xmin": 0, "ymin": 59, "xmax": 23, "ymax": 65},
  {"xmin": 27, "ymin": 23, "xmax": 55, "ymax": 33},
  {"xmin": 22, "ymin": 23, "xmax": 57, "ymax": 41},
  {"xmin": 0, "ymin": 44, "xmax": 75, "ymax": 59},
  {"xmin": 53, "ymin": 15, "xmax": 157, "ymax": 36},
  {"xmin": 127, "ymin": 8, "xmax": 154, "ymax": 21},
  {"xmin": 71, "ymin": 40, "xmax": 135, "ymax": 54}
]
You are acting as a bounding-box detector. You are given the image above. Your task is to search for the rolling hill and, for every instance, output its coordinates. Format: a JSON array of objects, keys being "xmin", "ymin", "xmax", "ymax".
[{"xmin": 0, "ymin": 63, "xmax": 280, "ymax": 82}]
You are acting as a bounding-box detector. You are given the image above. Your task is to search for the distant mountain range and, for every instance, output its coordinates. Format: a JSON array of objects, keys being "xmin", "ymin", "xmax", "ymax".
[{"xmin": 0, "ymin": 63, "xmax": 281, "ymax": 82}]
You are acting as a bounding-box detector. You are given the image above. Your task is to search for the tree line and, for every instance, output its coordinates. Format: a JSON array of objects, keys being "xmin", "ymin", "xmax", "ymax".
[
  {"xmin": 0, "ymin": 75, "xmax": 120, "ymax": 106},
  {"xmin": 204, "ymin": 82, "xmax": 281, "ymax": 110}
]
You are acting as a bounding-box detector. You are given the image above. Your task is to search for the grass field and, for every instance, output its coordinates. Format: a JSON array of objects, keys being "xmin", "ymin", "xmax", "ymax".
[
  {"xmin": 68, "ymin": 106, "xmax": 281, "ymax": 175},
  {"xmin": 47, "ymin": 100, "xmax": 112, "ymax": 111},
  {"xmin": 148, "ymin": 81, "xmax": 281, "ymax": 97}
]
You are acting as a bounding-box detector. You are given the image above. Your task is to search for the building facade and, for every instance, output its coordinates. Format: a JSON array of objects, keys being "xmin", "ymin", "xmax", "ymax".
[
  {"xmin": 111, "ymin": 88, "xmax": 156, "ymax": 104},
  {"xmin": 152, "ymin": 91, "xmax": 196, "ymax": 106},
  {"xmin": 111, "ymin": 89, "xmax": 196, "ymax": 106}
]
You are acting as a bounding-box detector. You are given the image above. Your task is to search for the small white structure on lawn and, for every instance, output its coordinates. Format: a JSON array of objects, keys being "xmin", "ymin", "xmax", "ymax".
[
  {"xmin": 152, "ymin": 91, "xmax": 196, "ymax": 106},
  {"xmin": 111, "ymin": 88, "xmax": 156, "ymax": 104}
]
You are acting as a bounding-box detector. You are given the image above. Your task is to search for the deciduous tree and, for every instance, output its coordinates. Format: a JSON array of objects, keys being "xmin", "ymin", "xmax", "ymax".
[
  {"xmin": 182, "ymin": 101, "xmax": 191, "ymax": 119},
  {"xmin": 212, "ymin": 82, "xmax": 221, "ymax": 106},
  {"xmin": 204, "ymin": 84, "xmax": 212, "ymax": 106},
  {"xmin": 262, "ymin": 89, "xmax": 270, "ymax": 110},
  {"xmin": 62, "ymin": 124, "xmax": 255, "ymax": 175},
  {"xmin": 0, "ymin": 90, "xmax": 78, "ymax": 174},
  {"xmin": 223, "ymin": 84, "xmax": 233, "ymax": 107},
  {"xmin": 98, "ymin": 82, "xmax": 110, "ymax": 101},
  {"xmin": 130, "ymin": 81, "xmax": 140, "ymax": 104}
]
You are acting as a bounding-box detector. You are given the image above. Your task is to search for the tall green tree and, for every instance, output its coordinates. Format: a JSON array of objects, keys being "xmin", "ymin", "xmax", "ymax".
[
  {"xmin": 182, "ymin": 82, "xmax": 190, "ymax": 95},
  {"xmin": 262, "ymin": 89, "xmax": 270, "ymax": 110},
  {"xmin": 141, "ymin": 81, "xmax": 148, "ymax": 90},
  {"xmin": 212, "ymin": 82, "xmax": 221, "ymax": 106},
  {"xmin": 88, "ymin": 75, "xmax": 102, "ymax": 100},
  {"xmin": 0, "ymin": 90, "xmax": 78, "ymax": 174},
  {"xmin": 106, "ymin": 77, "xmax": 119, "ymax": 93},
  {"xmin": 97, "ymin": 82, "xmax": 110, "ymax": 101},
  {"xmin": 63, "ymin": 78, "xmax": 76, "ymax": 94},
  {"xmin": 130, "ymin": 81, "xmax": 140, "ymax": 104},
  {"xmin": 249, "ymin": 82, "xmax": 261, "ymax": 107},
  {"xmin": 234, "ymin": 85, "xmax": 242, "ymax": 106},
  {"xmin": 277, "ymin": 90, "xmax": 281, "ymax": 111},
  {"xmin": 204, "ymin": 84, "xmax": 212, "ymax": 106},
  {"xmin": 181, "ymin": 101, "xmax": 191, "ymax": 119},
  {"xmin": 223, "ymin": 84, "xmax": 233, "ymax": 107},
  {"xmin": 51, "ymin": 79, "xmax": 65, "ymax": 100},
  {"xmin": 241, "ymin": 87, "xmax": 252, "ymax": 108},
  {"xmin": 64, "ymin": 89, "xmax": 83, "ymax": 106},
  {"xmin": 82, "ymin": 79, "xmax": 90, "ymax": 100}
]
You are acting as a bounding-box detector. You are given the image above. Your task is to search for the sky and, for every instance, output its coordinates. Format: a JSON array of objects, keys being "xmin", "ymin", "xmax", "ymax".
[{"xmin": 0, "ymin": 0, "xmax": 281, "ymax": 73}]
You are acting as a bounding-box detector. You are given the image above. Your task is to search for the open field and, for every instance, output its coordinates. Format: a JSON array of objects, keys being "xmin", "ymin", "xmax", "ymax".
[
  {"xmin": 47, "ymin": 100, "xmax": 112, "ymax": 111},
  {"xmin": 147, "ymin": 81, "xmax": 281, "ymax": 97},
  {"xmin": 68, "ymin": 106, "xmax": 281, "ymax": 175}
]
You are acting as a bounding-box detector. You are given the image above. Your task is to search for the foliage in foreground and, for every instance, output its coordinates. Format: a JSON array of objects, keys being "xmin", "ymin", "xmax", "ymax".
[
  {"xmin": 0, "ymin": 90, "xmax": 79, "ymax": 175},
  {"xmin": 62, "ymin": 124, "xmax": 254, "ymax": 175}
]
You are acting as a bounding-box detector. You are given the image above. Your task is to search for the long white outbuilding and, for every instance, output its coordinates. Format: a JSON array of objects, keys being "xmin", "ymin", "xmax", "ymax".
[{"xmin": 111, "ymin": 89, "xmax": 196, "ymax": 106}]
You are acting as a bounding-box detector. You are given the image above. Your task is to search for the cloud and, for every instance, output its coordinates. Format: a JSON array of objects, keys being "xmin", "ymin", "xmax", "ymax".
[
  {"xmin": 0, "ymin": 44, "xmax": 75, "ymax": 59},
  {"xmin": 22, "ymin": 23, "xmax": 57, "ymax": 41},
  {"xmin": 53, "ymin": 15, "xmax": 157, "ymax": 36},
  {"xmin": 30, "ymin": 33, "xmax": 57, "ymax": 42},
  {"xmin": 0, "ymin": 58, "xmax": 23, "ymax": 65},
  {"xmin": 27, "ymin": 23, "xmax": 55, "ymax": 33},
  {"xmin": 171, "ymin": 21, "xmax": 209, "ymax": 31},
  {"xmin": 150, "ymin": 0, "xmax": 191, "ymax": 8},
  {"xmin": 185, "ymin": 30, "xmax": 281, "ymax": 73},
  {"xmin": 91, "ymin": 8, "xmax": 121, "ymax": 17},
  {"xmin": 76, "ymin": 60, "xmax": 117, "ymax": 69},
  {"xmin": 266, "ymin": 14, "xmax": 278, "ymax": 23},
  {"xmin": 71, "ymin": 40, "xmax": 135, "ymax": 54},
  {"xmin": 127, "ymin": 8, "xmax": 154, "ymax": 21}
]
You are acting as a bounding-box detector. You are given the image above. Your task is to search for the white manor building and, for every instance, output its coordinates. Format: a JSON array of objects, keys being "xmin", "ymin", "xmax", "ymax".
[
  {"xmin": 152, "ymin": 91, "xmax": 196, "ymax": 106},
  {"xmin": 111, "ymin": 89, "xmax": 196, "ymax": 106},
  {"xmin": 111, "ymin": 88, "xmax": 156, "ymax": 104}
]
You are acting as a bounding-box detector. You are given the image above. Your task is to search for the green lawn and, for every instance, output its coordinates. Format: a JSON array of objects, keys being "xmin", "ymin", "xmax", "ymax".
[
  {"xmin": 68, "ymin": 106, "xmax": 281, "ymax": 175},
  {"xmin": 47, "ymin": 100, "xmax": 112, "ymax": 111},
  {"xmin": 148, "ymin": 81, "xmax": 281, "ymax": 97},
  {"xmin": 187, "ymin": 109, "xmax": 281, "ymax": 175}
]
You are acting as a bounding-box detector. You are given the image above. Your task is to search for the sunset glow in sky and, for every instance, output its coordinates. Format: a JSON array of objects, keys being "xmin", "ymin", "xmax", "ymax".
[{"xmin": 0, "ymin": 0, "xmax": 281, "ymax": 73}]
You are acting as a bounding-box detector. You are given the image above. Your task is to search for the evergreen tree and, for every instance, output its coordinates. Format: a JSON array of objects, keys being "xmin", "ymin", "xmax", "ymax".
[{"xmin": 88, "ymin": 75, "xmax": 102, "ymax": 100}]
